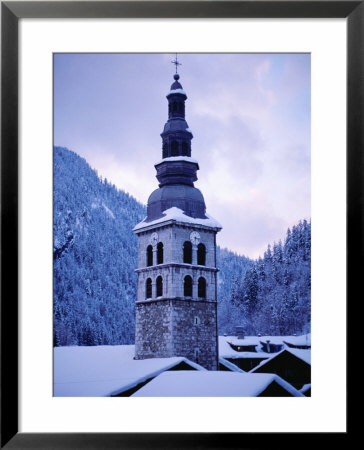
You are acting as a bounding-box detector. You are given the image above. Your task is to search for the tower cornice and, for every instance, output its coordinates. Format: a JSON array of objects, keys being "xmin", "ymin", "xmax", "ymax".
[
  {"xmin": 135, "ymin": 263, "xmax": 219, "ymax": 273},
  {"xmin": 133, "ymin": 212, "xmax": 222, "ymax": 234}
]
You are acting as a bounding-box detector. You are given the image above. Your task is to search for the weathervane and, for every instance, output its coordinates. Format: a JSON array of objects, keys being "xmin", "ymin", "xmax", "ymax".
[{"xmin": 171, "ymin": 53, "xmax": 182, "ymax": 73}]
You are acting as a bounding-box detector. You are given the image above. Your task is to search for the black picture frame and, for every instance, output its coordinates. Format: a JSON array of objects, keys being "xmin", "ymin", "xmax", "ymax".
[{"xmin": 1, "ymin": 1, "xmax": 358, "ymax": 448}]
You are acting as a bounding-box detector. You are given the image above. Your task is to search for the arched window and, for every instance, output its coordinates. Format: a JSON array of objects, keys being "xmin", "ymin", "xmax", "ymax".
[
  {"xmin": 178, "ymin": 102, "xmax": 185, "ymax": 114},
  {"xmin": 146, "ymin": 245, "xmax": 153, "ymax": 267},
  {"xmin": 146, "ymin": 278, "xmax": 152, "ymax": 299},
  {"xmin": 162, "ymin": 142, "xmax": 168, "ymax": 158},
  {"xmin": 173, "ymin": 101, "xmax": 177, "ymax": 112},
  {"xmin": 156, "ymin": 276, "xmax": 163, "ymax": 297},
  {"xmin": 184, "ymin": 275, "xmax": 193, "ymax": 297},
  {"xmin": 197, "ymin": 243, "xmax": 206, "ymax": 265},
  {"xmin": 183, "ymin": 241, "xmax": 192, "ymax": 264},
  {"xmin": 181, "ymin": 142, "xmax": 189, "ymax": 156},
  {"xmin": 157, "ymin": 242, "xmax": 164, "ymax": 264},
  {"xmin": 198, "ymin": 277, "xmax": 206, "ymax": 298},
  {"xmin": 171, "ymin": 140, "xmax": 179, "ymax": 156}
]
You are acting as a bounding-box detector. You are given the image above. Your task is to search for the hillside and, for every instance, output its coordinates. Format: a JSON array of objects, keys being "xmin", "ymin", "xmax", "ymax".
[{"xmin": 53, "ymin": 147, "xmax": 145, "ymax": 345}]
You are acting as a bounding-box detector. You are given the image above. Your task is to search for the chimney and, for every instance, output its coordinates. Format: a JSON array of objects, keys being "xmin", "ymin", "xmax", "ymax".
[{"xmin": 235, "ymin": 326, "xmax": 244, "ymax": 340}]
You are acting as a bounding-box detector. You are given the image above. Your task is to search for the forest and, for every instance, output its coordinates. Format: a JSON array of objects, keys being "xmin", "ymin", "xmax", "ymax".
[{"xmin": 53, "ymin": 147, "xmax": 310, "ymax": 345}]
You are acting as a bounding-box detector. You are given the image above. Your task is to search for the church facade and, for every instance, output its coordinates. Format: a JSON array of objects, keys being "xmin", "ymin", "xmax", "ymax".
[{"xmin": 133, "ymin": 70, "xmax": 222, "ymax": 371}]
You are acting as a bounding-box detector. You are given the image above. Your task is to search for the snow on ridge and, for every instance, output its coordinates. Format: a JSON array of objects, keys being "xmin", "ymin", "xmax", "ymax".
[
  {"xmin": 154, "ymin": 156, "xmax": 198, "ymax": 166},
  {"xmin": 133, "ymin": 207, "xmax": 222, "ymax": 231},
  {"xmin": 250, "ymin": 347, "xmax": 311, "ymax": 373},
  {"xmin": 219, "ymin": 357, "xmax": 245, "ymax": 373},
  {"xmin": 131, "ymin": 370, "xmax": 304, "ymax": 397}
]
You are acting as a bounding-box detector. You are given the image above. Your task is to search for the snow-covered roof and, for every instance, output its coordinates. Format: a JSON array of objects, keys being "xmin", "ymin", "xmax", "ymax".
[
  {"xmin": 286, "ymin": 348, "xmax": 311, "ymax": 365},
  {"xmin": 219, "ymin": 335, "xmax": 311, "ymax": 358},
  {"xmin": 300, "ymin": 384, "xmax": 311, "ymax": 394},
  {"xmin": 54, "ymin": 345, "xmax": 205, "ymax": 397},
  {"xmin": 154, "ymin": 156, "xmax": 198, "ymax": 166},
  {"xmin": 131, "ymin": 371, "xmax": 305, "ymax": 397},
  {"xmin": 218, "ymin": 357, "xmax": 246, "ymax": 372},
  {"xmin": 218, "ymin": 336, "xmax": 264, "ymax": 359},
  {"xmin": 283, "ymin": 333, "xmax": 311, "ymax": 346},
  {"xmin": 227, "ymin": 337, "xmax": 259, "ymax": 347},
  {"xmin": 133, "ymin": 207, "xmax": 222, "ymax": 232},
  {"xmin": 251, "ymin": 348, "xmax": 311, "ymax": 373}
]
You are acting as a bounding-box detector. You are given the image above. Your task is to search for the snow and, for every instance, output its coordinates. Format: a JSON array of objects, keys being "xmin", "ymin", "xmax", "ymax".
[
  {"xmin": 54, "ymin": 337, "xmax": 310, "ymax": 396},
  {"xmin": 131, "ymin": 371, "xmax": 305, "ymax": 397},
  {"xmin": 154, "ymin": 156, "xmax": 198, "ymax": 166},
  {"xmin": 167, "ymin": 88, "xmax": 186, "ymax": 96},
  {"xmin": 300, "ymin": 383, "xmax": 311, "ymax": 394},
  {"xmin": 54, "ymin": 345, "xmax": 206, "ymax": 397},
  {"xmin": 283, "ymin": 333, "xmax": 311, "ymax": 347},
  {"xmin": 285, "ymin": 348, "xmax": 311, "ymax": 365},
  {"xmin": 102, "ymin": 203, "xmax": 115, "ymax": 219},
  {"xmin": 219, "ymin": 357, "xmax": 245, "ymax": 372},
  {"xmin": 133, "ymin": 207, "xmax": 222, "ymax": 232},
  {"xmin": 91, "ymin": 199, "xmax": 115, "ymax": 219},
  {"xmin": 219, "ymin": 335, "xmax": 311, "ymax": 358},
  {"xmin": 227, "ymin": 337, "xmax": 259, "ymax": 347},
  {"xmin": 251, "ymin": 348, "xmax": 311, "ymax": 373}
]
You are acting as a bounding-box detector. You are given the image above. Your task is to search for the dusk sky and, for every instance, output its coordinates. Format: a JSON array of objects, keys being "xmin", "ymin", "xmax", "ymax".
[{"xmin": 54, "ymin": 53, "xmax": 310, "ymax": 259}]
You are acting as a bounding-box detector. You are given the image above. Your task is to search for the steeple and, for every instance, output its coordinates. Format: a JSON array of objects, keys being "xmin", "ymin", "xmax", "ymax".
[
  {"xmin": 145, "ymin": 68, "xmax": 207, "ymax": 221},
  {"xmin": 132, "ymin": 59, "xmax": 222, "ymax": 371},
  {"xmin": 161, "ymin": 72, "xmax": 193, "ymax": 159}
]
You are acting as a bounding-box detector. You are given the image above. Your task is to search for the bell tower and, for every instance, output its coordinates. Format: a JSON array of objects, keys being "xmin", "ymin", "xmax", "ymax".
[{"xmin": 133, "ymin": 61, "xmax": 222, "ymax": 370}]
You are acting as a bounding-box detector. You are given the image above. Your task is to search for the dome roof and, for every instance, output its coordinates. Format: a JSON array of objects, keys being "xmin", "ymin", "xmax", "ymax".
[
  {"xmin": 162, "ymin": 118, "xmax": 192, "ymax": 134},
  {"xmin": 171, "ymin": 80, "xmax": 183, "ymax": 90},
  {"xmin": 146, "ymin": 184, "xmax": 207, "ymax": 221}
]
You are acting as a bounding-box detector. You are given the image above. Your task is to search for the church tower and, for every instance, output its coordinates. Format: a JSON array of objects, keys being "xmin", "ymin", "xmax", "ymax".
[{"xmin": 133, "ymin": 63, "xmax": 222, "ymax": 371}]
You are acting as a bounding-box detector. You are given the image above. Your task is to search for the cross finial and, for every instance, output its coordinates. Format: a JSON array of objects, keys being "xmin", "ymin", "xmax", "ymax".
[{"xmin": 171, "ymin": 53, "xmax": 182, "ymax": 73}]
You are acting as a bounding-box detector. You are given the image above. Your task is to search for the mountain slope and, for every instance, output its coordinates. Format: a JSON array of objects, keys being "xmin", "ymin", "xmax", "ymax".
[{"xmin": 53, "ymin": 147, "xmax": 145, "ymax": 345}]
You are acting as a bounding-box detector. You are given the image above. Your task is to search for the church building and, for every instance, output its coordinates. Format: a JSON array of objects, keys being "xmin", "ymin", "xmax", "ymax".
[{"xmin": 133, "ymin": 64, "xmax": 222, "ymax": 371}]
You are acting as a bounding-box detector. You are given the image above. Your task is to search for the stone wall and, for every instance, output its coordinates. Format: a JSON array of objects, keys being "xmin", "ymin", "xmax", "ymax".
[
  {"xmin": 134, "ymin": 223, "xmax": 219, "ymax": 371},
  {"xmin": 171, "ymin": 299, "xmax": 218, "ymax": 371},
  {"xmin": 135, "ymin": 298, "xmax": 218, "ymax": 371},
  {"xmin": 134, "ymin": 300, "xmax": 173, "ymax": 359}
]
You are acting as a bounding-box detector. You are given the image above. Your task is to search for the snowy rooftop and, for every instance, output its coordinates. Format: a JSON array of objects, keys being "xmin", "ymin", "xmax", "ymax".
[
  {"xmin": 300, "ymin": 384, "xmax": 311, "ymax": 394},
  {"xmin": 283, "ymin": 334, "xmax": 311, "ymax": 346},
  {"xmin": 251, "ymin": 348, "xmax": 311, "ymax": 373},
  {"xmin": 219, "ymin": 357, "xmax": 245, "ymax": 372},
  {"xmin": 54, "ymin": 345, "xmax": 205, "ymax": 397},
  {"xmin": 133, "ymin": 207, "xmax": 222, "ymax": 232},
  {"xmin": 131, "ymin": 371, "xmax": 305, "ymax": 397},
  {"xmin": 154, "ymin": 156, "xmax": 198, "ymax": 166},
  {"xmin": 285, "ymin": 348, "xmax": 311, "ymax": 365},
  {"xmin": 227, "ymin": 337, "xmax": 260, "ymax": 347},
  {"xmin": 219, "ymin": 335, "xmax": 310, "ymax": 359}
]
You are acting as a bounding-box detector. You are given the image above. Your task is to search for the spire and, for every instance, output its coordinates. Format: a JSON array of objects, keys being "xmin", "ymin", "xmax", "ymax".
[
  {"xmin": 142, "ymin": 60, "xmax": 207, "ymax": 222},
  {"xmin": 161, "ymin": 60, "xmax": 193, "ymax": 159}
]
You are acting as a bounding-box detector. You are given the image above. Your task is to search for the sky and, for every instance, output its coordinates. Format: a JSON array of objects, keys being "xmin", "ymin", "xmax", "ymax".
[{"xmin": 54, "ymin": 53, "xmax": 310, "ymax": 259}]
